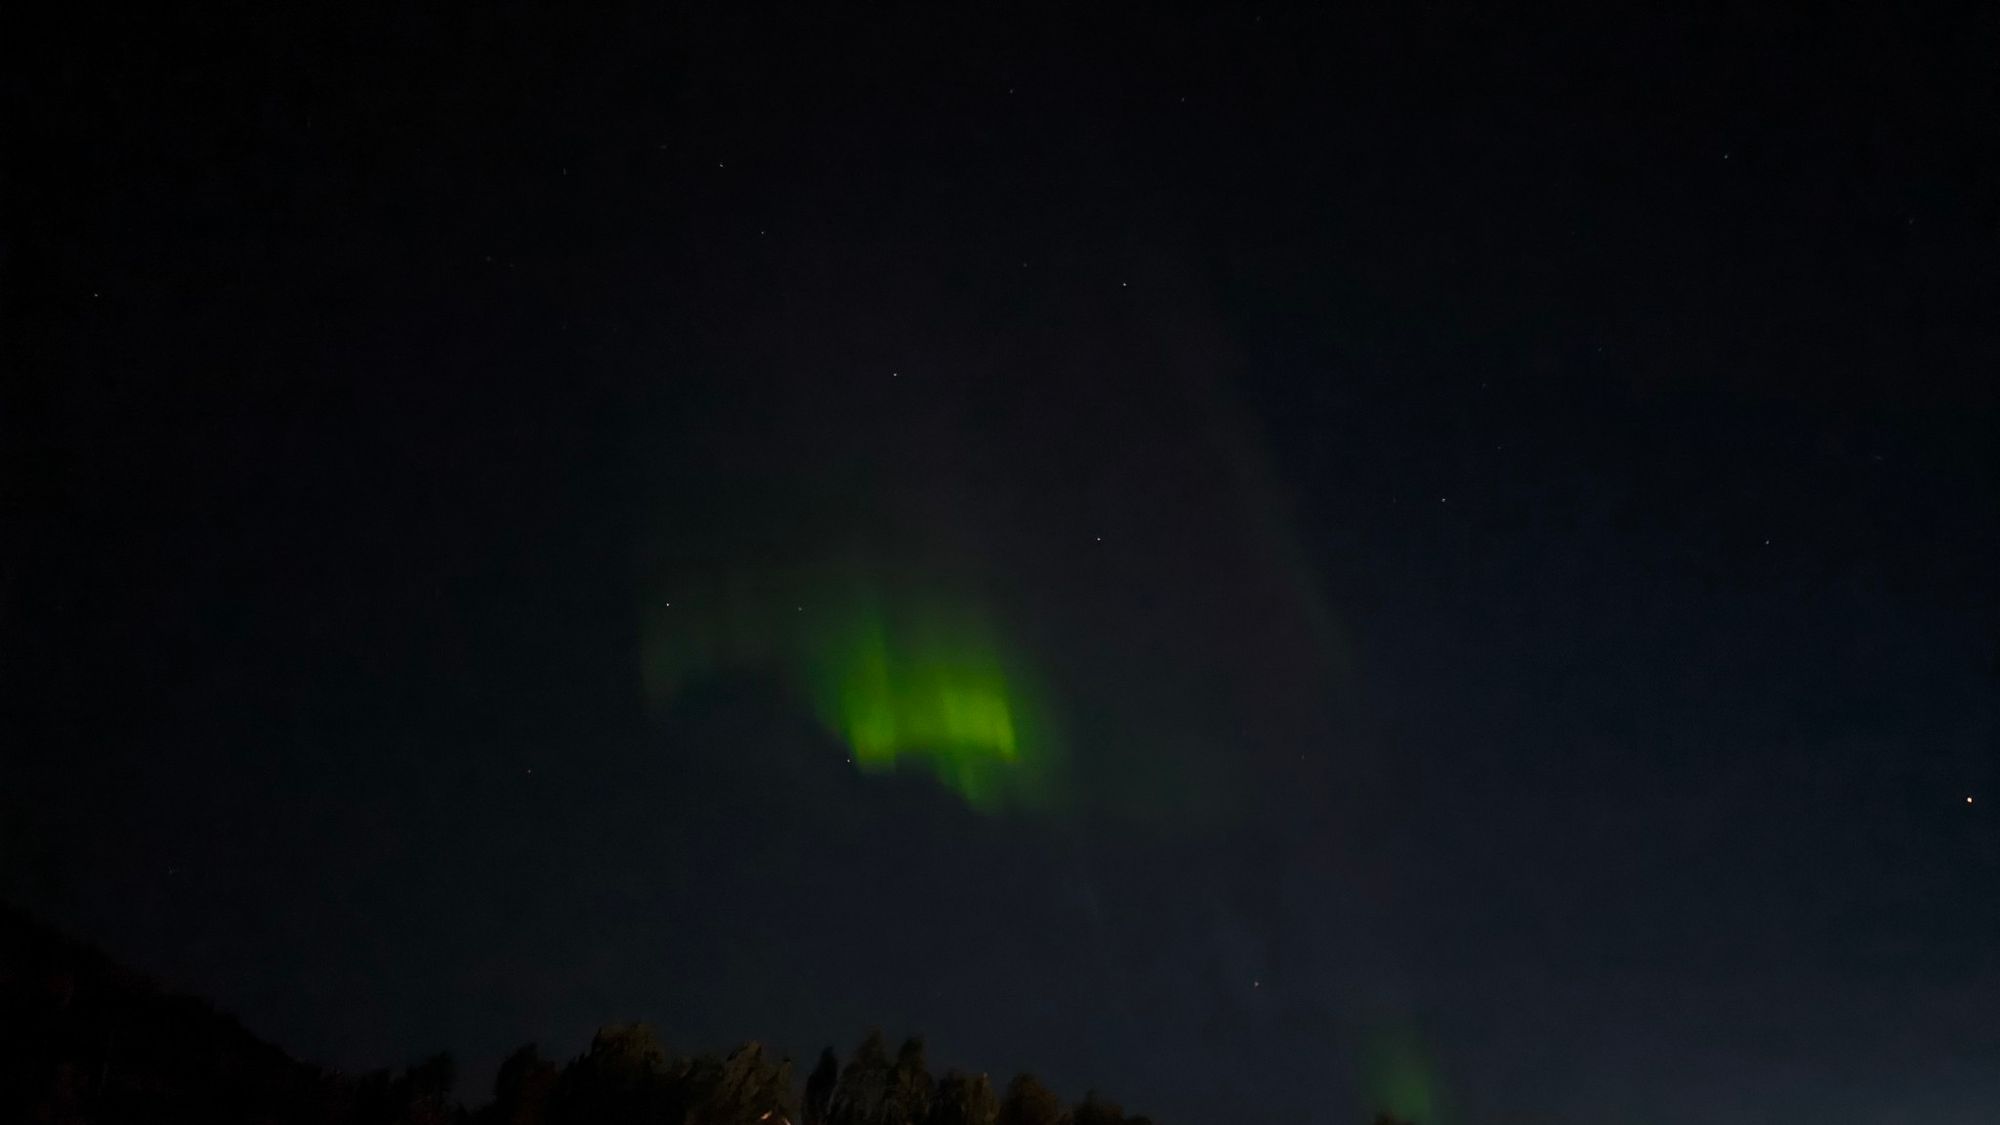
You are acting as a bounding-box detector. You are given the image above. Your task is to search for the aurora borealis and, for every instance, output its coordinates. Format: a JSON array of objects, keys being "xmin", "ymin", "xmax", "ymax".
[
  {"xmin": 634, "ymin": 239, "xmax": 1349, "ymax": 828},
  {"xmin": 1362, "ymin": 1026, "xmax": 1445, "ymax": 1125},
  {"xmin": 18, "ymin": 5, "xmax": 1999, "ymax": 1123},
  {"xmin": 807, "ymin": 594, "xmax": 1063, "ymax": 811},
  {"xmin": 645, "ymin": 574, "xmax": 1066, "ymax": 812}
]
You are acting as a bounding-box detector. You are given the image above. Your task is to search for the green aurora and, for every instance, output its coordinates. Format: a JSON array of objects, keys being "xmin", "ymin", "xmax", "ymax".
[
  {"xmin": 806, "ymin": 591, "xmax": 1064, "ymax": 811},
  {"xmin": 1362, "ymin": 1024, "xmax": 1447, "ymax": 1125},
  {"xmin": 644, "ymin": 574, "xmax": 1065, "ymax": 812}
]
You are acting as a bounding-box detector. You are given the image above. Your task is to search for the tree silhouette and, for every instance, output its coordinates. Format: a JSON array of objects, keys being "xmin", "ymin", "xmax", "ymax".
[
  {"xmin": 548, "ymin": 1023, "xmax": 680, "ymax": 1125},
  {"xmin": 927, "ymin": 1071, "xmax": 999, "ymax": 1125},
  {"xmin": 400, "ymin": 1052, "xmax": 459, "ymax": 1125},
  {"xmin": 484, "ymin": 1043, "xmax": 556, "ymax": 1125},
  {"xmin": 1071, "ymin": 1090, "xmax": 1125, "ymax": 1125},
  {"xmin": 804, "ymin": 1047, "xmax": 840, "ymax": 1125},
  {"xmin": 884, "ymin": 1037, "xmax": 935, "ymax": 1125},
  {"xmin": 0, "ymin": 908, "xmax": 1168, "ymax": 1125},
  {"xmin": 996, "ymin": 1073, "xmax": 1065, "ymax": 1125},
  {"xmin": 688, "ymin": 1041, "xmax": 795, "ymax": 1125},
  {"xmin": 829, "ymin": 1029, "xmax": 892, "ymax": 1125}
]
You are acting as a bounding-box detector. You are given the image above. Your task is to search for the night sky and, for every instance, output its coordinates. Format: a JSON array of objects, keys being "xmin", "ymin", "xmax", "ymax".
[{"xmin": 8, "ymin": 5, "xmax": 1999, "ymax": 1123}]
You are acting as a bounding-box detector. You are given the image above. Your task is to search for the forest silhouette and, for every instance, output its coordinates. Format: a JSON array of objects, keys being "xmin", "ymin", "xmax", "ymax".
[{"xmin": 1, "ymin": 905, "xmax": 1426, "ymax": 1124}]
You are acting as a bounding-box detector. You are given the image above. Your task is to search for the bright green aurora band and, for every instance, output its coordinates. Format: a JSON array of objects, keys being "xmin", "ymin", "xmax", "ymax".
[{"xmin": 644, "ymin": 577, "xmax": 1064, "ymax": 813}]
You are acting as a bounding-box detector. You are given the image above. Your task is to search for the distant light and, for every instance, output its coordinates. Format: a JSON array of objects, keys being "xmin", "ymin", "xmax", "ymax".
[{"xmin": 1968, "ymin": 796, "xmax": 1976, "ymax": 805}]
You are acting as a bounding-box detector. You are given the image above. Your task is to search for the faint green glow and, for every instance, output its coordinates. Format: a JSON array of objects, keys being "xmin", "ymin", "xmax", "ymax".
[
  {"xmin": 644, "ymin": 573, "xmax": 1063, "ymax": 812},
  {"xmin": 1363, "ymin": 1025, "xmax": 1445, "ymax": 1125}
]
